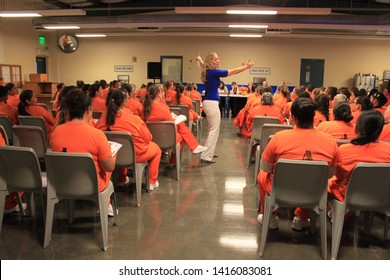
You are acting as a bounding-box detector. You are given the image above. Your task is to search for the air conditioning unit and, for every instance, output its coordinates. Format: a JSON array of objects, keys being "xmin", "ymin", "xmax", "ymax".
[
  {"xmin": 265, "ymin": 28, "xmax": 291, "ymax": 34},
  {"xmin": 137, "ymin": 27, "xmax": 160, "ymax": 32}
]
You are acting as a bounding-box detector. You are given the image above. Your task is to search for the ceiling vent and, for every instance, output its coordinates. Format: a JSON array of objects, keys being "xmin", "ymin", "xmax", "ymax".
[
  {"xmin": 266, "ymin": 28, "xmax": 291, "ymax": 34},
  {"xmin": 137, "ymin": 27, "xmax": 160, "ymax": 32}
]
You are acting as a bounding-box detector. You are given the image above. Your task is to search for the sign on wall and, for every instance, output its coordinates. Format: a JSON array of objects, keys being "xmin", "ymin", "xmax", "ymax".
[
  {"xmin": 114, "ymin": 65, "xmax": 134, "ymax": 72},
  {"xmin": 249, "ymin": 67, "xmax": 271, "ymax": 75}
]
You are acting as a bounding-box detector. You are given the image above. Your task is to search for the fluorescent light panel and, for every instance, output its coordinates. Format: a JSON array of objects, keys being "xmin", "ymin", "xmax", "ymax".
[
  {"xmin": 175, "ymin": 7, "xmax": 331, "ymax": 15},
  {"xmin": 229, "ymin": 24, "xmax": 268, "ymax": 28},
  {"xmin": 44, "ymin": 26, "xmax": 80, "ymax": 30},
  {"xmin": 0, "ymin": 12, "xmax": 41, "ymax": 17},
  {"xmin": 227, "ymin": 10, "xmax": 277, "ymax": 15},
  {"xmin": 76, "ymin": 34, "xmax": 106, "ymax": 37},
  {"xmin": 230, "ymin": 34, "xmax": 262, "ymax": 38}
]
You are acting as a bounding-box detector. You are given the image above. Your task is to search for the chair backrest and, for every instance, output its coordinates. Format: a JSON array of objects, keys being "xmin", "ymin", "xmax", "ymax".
[
  {"xmin": 345, "ymin": 163, "xmax": 390, "ymax": 212},
  {"xmin": 45, "ymin": 151, "xmax": 99, "ymax": 200},
  {"xmin": 192, "ymin": 99, "xmax": 201, "ymax": 115},
  {"xmin": 18, "ymin": 115, "xmax": 48, "ymax": 145},
  {"xmin": 104, "ymin": 131, "xmax": 136, "ymax": 168},
  {"xmin": 251, "ymin": 116, "xmax": 280, "ymax": 142},
  {"xmin": 169, "ymin": 107, "xmax": 181, "ymax": 117},
  {"xmin": 271, "ymin": 159, "xmax": 329, "ymax": 210},
  {"xmin": 0, "ymin": 125, "xmax": 9, "ymax": 146},
  {"xmin": 92, "ymin": 110, "xmax": 103, "ymax": 120},
  {"xmin": 146, "ymin": 121, "xmax": 176, "ymax": 150},
  {"xmin": 0, "ymin": 115, "xmax": 13, "ymax": 145},
  {"xmin": 170, "ymin": 105, "xmax": 190, "ymax": 126},
  {"xmin": 12, "ymin": 125, "xmax": 48, "ymax": 160},
  {"xmin": 0, "ymin": 146, "xmax": 43, "ymax": 192},
  {"xmin": 260, "ymin": 124, "xmax": 293, "ymax": 154},
  {"xmin": 336, "ymin": 139, "xmax": 350, "ymax": 147}
]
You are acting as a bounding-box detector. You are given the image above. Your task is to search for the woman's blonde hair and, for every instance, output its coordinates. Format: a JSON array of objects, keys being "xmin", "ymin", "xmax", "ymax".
[{"xmin": 201, "ymin": 52, "xmax": 218, "ymax": 83}]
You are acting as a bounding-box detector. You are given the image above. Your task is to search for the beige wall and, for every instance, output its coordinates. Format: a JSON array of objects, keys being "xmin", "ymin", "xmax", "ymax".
[{"xmin": 1, "ymin": 19, "xmax": 389, "ymax": 88}]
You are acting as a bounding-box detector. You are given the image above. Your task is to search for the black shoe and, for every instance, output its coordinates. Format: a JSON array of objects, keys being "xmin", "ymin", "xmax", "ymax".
[{"xmin": 201, "ymin": 159, "xmax": 216, "ymax": 164}]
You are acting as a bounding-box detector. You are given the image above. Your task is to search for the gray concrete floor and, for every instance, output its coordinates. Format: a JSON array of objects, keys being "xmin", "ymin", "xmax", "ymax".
[{"xmin": 0, "ymin": 118, "xmax": 389, "ymax": 260}]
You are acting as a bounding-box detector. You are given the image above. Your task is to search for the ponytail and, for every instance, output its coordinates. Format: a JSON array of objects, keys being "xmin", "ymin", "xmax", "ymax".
[
  {"xmin": 143, "ymin": 85, "xmax": 159, "ymax": 121},
  {"xmin": 18, "ymin": 90, "xmax": 33, "ymax": 116},
  {"xmin": 175, "ymin": 83, "xmax": 184, "ymax": 105},
  {"xmin": 106, "ymin": 89, "xmax": 126, "ymax": 127}
]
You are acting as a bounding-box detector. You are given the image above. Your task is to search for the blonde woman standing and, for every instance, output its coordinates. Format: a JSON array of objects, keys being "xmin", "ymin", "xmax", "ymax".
[{"xmin": 196, "ymin": 52, "xmax": 254, "ymax": 163}]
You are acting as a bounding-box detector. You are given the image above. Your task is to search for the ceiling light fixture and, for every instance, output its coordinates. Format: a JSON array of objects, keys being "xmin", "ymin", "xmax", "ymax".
[
  {"xmin": 227, "ymin": 10, "xmax": 277, "ymax": 15},
  {"xmin": 0, "ymin": 12, "xmax": 41, "ymax": 17},
  {"xmin": 229, "ymin": 24, "xmax": 268, "ymax": 29},
  {"xmin": 76, "ymin": 34, "xmax": 107, "ymax": 37},
  {"xmin": 230, "ymin": 34, "xmax": 263, "ymax": 38},
  {"xmin": 44, "ymin": 26, "xmax": 81, "ymax": 30}
]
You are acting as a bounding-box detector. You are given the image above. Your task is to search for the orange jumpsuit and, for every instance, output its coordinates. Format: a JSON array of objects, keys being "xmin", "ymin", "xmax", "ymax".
[
  {"xmin": 7, "ymin": 94, "xmax": 20, "ymax": 108},
  {"xmin": 50, "ymin": 121, "xmax": 112, "ymax": 192},
  {"xmin": 245, "ymin": 103, "xmax": 283, "ymax": 139},
  {"xmin": 379, "ymin": 123, "xmax": 390, "ymax": 141},
  {"xmin": 96, "ymin": 110, "xmax": 161, "ymax": 184},
  {"xmin": 92, "ymin": 96, "xmax": 106, "ymax": 112},
  {"xmin": 328, "ymin": 142, "xmax": 390, "ymax": 201},
  {"xmin": 317, "ymin": 120, "xmax": 356, "ymax": 140},
  {"xmin": 351, "ymin": 110, "xmax": 361, "ymax": 125},
  {"xmin": 145, "ymin": 102, "xmax": 199, "ymax": 151},
  {"xmin": 189, "ymin": 90, "xmax": 202, "ymax": 101},
  {"xmin": 258, "ymin": 128, "xmax": 340, "ymax": 218},
  {"xmin": 274, "ymin": 95, "xmax": 288, "ymax": 113},
  {"xmin": 0, "ymin": 102, "xmax": 18, "ymax": 124},
  {"xmin": 170, "ymin": 94, "xmax": 199, "ymax": 121},
  {"xmin": 26, "ymin": 105, "xmax": 55, "ymax": 139},
  {"xmin": 126, "ymin": 97, "xmax": 143, "ymax": 117},
  {"xmin": 165, "ymin": 89, "xmax": 176, "ymax": 101},
  {"xmin": 138, "ymin": 88, "xmax": 147, "ymax": 100},
  {"xmin": 313, "ymin": 110, "xmax": 327, "ymax": 127}
]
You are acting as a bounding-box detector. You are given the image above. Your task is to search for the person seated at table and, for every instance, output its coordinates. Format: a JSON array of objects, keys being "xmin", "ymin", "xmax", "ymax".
[
  {"xmin": 5, "ymin": 83, "xmax": 20, "ymax": 108},
  {"xmin": 170, "ymin": 83, "xmax": 199, "ymax": 121},
  {"xmin": 245, "ymin": 92, "xmax": 284, "ymax": 139},
  {"xmin": 317, "ymin": 102, "xmax": 356, "ymax": 140},
  {"xmin": 370, "ymin": 91, "xmax": 388, "ymax": 115},
  {"xmin": 328, "ymin": 110, "xmax": 390, "ymax": 202},
  {"xmin": 379, "ymin": 104, "xmax": 390, "ymax": 141},
  {"xmin": 143, "ymin": 85, "xmax": 207, "ymax": 157},
  {"xmin": 0, "ymin": 85, "xmax": 18, "ymax": 124},
  {"xmin": 351, "ymin": 96, "xmax": 373, "ymax": 125},
  {"xmin": 18, "ymin": 89, "xmax": 55, "ymax": 139},
  {"xmin": 89, "ymin": 83, "xmax": 107, "ymax": 112},
  {"xmin": 96, "ymin": 89, "xmax": 162, "ymax": 191},
  {"xmin": 230, "ymin": 81, "xmax": 239, "ymax": 95},
  {"xmin": 50, "ymin": 89, "xmax": 116, "ymax": 215},
  {"xmin": 218, "ymin": 81, "xmax": 228, "ymax": 94},
  {"xmin": 258, "ymin": 97, "xmax": 340, "ymax": 230},
  {"xmin": 122, "ymin": 84, "xmax": 143, "ymax": 117}
]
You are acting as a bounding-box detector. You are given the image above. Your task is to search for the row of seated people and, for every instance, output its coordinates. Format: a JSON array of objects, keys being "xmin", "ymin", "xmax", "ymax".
[
  {"xmin": 234, "ymin": 84, "xmax": 390, "ymax": 141},
  {"xmin": 256, "ymin": 97, "xmax": 390, "ymax": 230},
  {"xmin": 2, "ymin": 83, "xmax": 207, "ymax": 215}
]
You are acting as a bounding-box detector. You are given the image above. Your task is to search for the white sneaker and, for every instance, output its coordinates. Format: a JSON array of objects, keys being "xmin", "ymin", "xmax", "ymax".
[
  {"xmin": 257, "ymin": 214, "xmax": 279, "ymax": 230},
  {"xmin": 4, "ymin": 202, "xmax": 27, "ymax": 214},
  {"xmin": 192, "ymin": 145, "xmax": 208, "ymax": 154},
  {"xmin": 149, "ymin": 181, "xmax": 159, "ymax": 191},
  {"xmin": 107, "ymin": 204, "xmax": 118, "ymax": 217},
  {"xmin": 117, "ymin": 176, "xmax": 130, "ymax": 187},
  {"xmin": 291, "ymin": 216, "xmax": 310, "ymax": 231}
]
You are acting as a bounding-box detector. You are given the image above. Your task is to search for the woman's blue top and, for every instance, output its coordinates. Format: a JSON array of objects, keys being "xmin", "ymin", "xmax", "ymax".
[{"xmin": 204, "ymin": 68, "xmax": 228, "ymax": 101}]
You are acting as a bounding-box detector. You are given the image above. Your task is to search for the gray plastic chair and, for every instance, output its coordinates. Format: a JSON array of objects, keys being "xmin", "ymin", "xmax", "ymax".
[
  {"xmin": 13, "ymin": 125, "xmax": 49, "ymax": 162},
  {"xmin": 170, "ymin": 105, "xmax": 192, "ymax": 129},
  {"xmin": 92, "ymin": 110, "xmax": 103, "ymax": 120},
  {"xmin": 0, "ymin": 125, "xmax": 9, "ymax": 146},
  {"xmin": 0, "ymin": 115, "xmax": 14, "ymax": 145},
  {"xmin": 329, "ymin": 163, "xmax": 390, "ymax": 260},
  {"xmin": 246, "ymin": 116, "xmax": 280, "ymax": 168},
  {"xmin": 37, "ymin": 103, "xmax": 49, "ymax": 111},
  {"xmin": 259, "ymin": 159, "xmax": 329, "ymax": 259},
  {"xmin": 44, "ymin": 151, "xmax": 118, "ymax": 251},
  {"xmin": 18, "ymin": 115, "xmax": 49, "ymax": 146},
  {"xmin": 146, "ymin": 121, "xmax": 181, "ymax": 181},
  {"xmin": 104, "ymin": 131, "xmax": 149, "ymax": 207},
  {"xmin": 0, "ymin": 146, "xmax": 46, "ymax": 234},
  {"xmin": 253, "ymin": 124, "xmax": 293, "ymax": 185},
  {"xmin": 192, "ymin": 99, "xmax": 202, "ymax": 136}
]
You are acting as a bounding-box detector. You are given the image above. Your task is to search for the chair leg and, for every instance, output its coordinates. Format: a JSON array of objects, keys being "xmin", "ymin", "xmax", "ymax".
[
  {"xmin": 385, "ymin": 215, "xmax": 389, "ymax": 240},
  {"xmin": 329, "ymin": 200, "xmax": 345, "ymax": 260},
  {"xmin": 353, "ymin": 210, "xmax": 361, "ymax": 247},
  {"xmin": 175, "ymin": 146, "xmax": 181, "ymax": 181},
  {"xmin": 66, "ymin": 199, "xmax": 75, "ymax": 224},
  {"xmin": 259, "ymin": 195, "xmax": 271, "ymax": 257},
  {"xmin": 246, "ymin": 140, "xmax": 253, "ymax": 169},
  {"xmin": 135, "ymin": 164, "xmax": 143, "ymax": 207},
  {"xmin": 0, "ymin": 191, "xmax": 7, "ymax": 235},
  {"xmin": 43, "ymin": 199, "xmax": 56, "ymax": 248},
  {"xmin": 319, "ymin": 209, "xmax": 327, "ymax": 259},
  {"xmin": 253, "ymin": 146, "xmax": 260, "ymax": 186},
  {"xmin": 98, "ymin": 194, "xmax": 109, "ymax": 251}
]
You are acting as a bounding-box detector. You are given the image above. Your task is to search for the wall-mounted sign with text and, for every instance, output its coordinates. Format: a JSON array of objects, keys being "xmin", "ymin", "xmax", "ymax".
[
  {"xmin": 114, "ymin": 65, "xmax": 134, "ymax": 72},
  {"xmin": 249, "ymin": 67, "xmax": 271, "ymax": 75}
]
